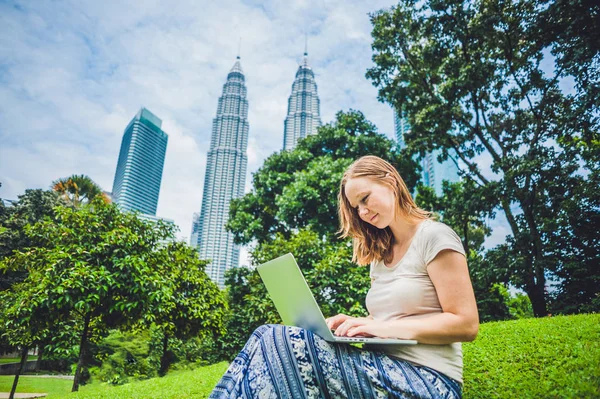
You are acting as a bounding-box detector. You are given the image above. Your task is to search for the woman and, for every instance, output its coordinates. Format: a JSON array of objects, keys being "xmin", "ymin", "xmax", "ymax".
[{"xmin": 211, "ymin": 155, "xmax": 479, "ymax": 398}]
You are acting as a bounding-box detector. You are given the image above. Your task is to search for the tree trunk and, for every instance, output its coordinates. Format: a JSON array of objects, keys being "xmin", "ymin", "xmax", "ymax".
[
  {"xmin": 527, "ymin": 277, "xmax": 548, "ymax": 317},
  {"xmin": 72, "ymin": 313, "xmax": 91, "ymax": 392},
  {"xmin": 159, "ymin": 334, "xmax": 169, "ymax": 377},
  {"xmin": 35, "ymin": 344, "xmax": 44, "ymax": 372},
  {"xmin": 9, "ymin": 345, "xmax": 29, "ymax": 399},
  {"xmin": 501, "ymin": 196, "xmax": 549, "ymax": 317}
]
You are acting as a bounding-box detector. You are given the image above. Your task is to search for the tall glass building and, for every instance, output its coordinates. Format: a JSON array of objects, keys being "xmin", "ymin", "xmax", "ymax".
[
  {"xmin": 282, "ymin": 49, "xmax": 322, "ymax": 150},
  {"xmin": 195, "ymin": 57, "xmax": 249, "ymax": 288},
  {"xmin": 394, "ymin": 110, "xmax": 410, "ymax": 148},
  {"xmin": 393, "ymin": 108, "xmax": 460, "ymax": 196},
  {"xmin": 111, "ymin": 108, "xmax": 168, "ymax": 215},
  {"xmin": 423, "ymin": 149, "xmax": 461, "ymax": 195},
  {"xmin": 190, "ymin": 212, "xmax": 200, "ymax": 247}
]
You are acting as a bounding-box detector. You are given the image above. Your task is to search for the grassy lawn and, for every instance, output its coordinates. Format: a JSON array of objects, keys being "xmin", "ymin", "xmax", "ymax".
[
  {"xmin": 0, "ymin": 356, "xmax": 38, "ymax": 364},
  {"xmin": 69, "ymin": 362, "xmax": 229, "ymax": 399},
  {"xmin": 463, "ymin": 313, "xmax": 600, "ymax": 398},
  {"xmin": 1, "ymin": 314, "xmax": 598, "ymax": 398},
  {"xmin": 0, "ymin": 376, "xmax": 73, "ymax": 398},
  {"xmin": 0, "ymin": 362, "xmax": 229, "ymax": 399}
]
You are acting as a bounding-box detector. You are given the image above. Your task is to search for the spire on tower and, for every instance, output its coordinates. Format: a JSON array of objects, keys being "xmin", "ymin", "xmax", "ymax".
[
  {"xmin": 283, "ymin": 31, "xmax": 322, "ymax": 151},
  {"xmin": 229, "ymin": 42, "xmax": 244, "ymax": 75},
  {"xmin": 302, "ymin": 32, "xmax": 310, "ymax": 67},
  {"xmin": 304, "ymin": 32, "xmax": 308, "ymax": 57}
]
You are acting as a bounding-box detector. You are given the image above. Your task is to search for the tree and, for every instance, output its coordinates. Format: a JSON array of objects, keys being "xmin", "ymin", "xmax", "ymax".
[
  {"xmin": 0, "ymin": 291, "xmax": 78, "ymax": 399},
  {"xmin": 539, "ymin": 0, "xmax": 600, "ymax": 122},
  {"xmin": 52, "ymin": 174, "xmax": 108, "ymax": 207},
  {"xmin": 1, "ymin": 178, "xmax": 105, "ymax": 368},
  {"xmin": 147, "ymin": 241, "xmax": 227, "ymax": 376},
  {"xmin": 0, "ymin": 189, "xmax": 62, "ymax": 261},
  {"xmin": 0, "ymin": 288, "xmax": 47, "ymax": 399},
  {"xmin": 366, "ymin": 0, "xmax": 599, "ymax": 316},
  {"xmin": 0, "ymin": 198, "xmax": 188, "ymax": 392},
  {"xmin": 0, "ymin": 189, "xmax": 64, "ymax": 372},
  {"xmin": 547, "ymin": 167, "xmax": 600, "ymax": 314},
  {"xmin": 216, "ymin": 267, "xmax": 256, "ymax": 360}
]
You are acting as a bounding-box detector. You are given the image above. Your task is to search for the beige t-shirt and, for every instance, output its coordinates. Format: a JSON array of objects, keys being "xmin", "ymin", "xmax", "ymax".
[{"xmin": 365, "ymin": 219, "xmax": 466, "ymax": 383}]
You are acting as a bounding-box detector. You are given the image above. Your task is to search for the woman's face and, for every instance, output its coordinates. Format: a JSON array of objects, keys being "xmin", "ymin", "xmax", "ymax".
[{"xmin": 344, "ymin": 176, "xmax": 396, "ymax": 229}]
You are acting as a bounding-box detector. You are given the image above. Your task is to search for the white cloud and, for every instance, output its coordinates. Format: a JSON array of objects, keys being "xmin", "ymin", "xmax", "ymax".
[{"xmin": 157, "ymin": 117, "xmax": 206, "ymax": 240}]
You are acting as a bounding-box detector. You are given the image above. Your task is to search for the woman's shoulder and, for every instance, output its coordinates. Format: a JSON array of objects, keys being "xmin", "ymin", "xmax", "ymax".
[
  {"xmin": 417, "ymin": 219, "xmax": 465, "ymax": 263},
  {"xmin": 418, "ymin": 219, "xmax": 457, "ymax": 239}
]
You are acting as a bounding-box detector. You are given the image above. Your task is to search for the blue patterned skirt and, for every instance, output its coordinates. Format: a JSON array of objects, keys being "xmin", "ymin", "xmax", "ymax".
[{"xmin": 210, "ymin": 324, "xmax": 461, "ymax": 399}]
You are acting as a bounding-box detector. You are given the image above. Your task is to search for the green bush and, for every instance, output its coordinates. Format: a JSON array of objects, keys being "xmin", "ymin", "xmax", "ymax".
[
  {"xmin": 90, "ymin": 329, "xmax": 159, "ymax": 385},
  {"xmin": 507, "ymin": 291, "xmax": 534, "ymax": 319},
  {"xmin": 160, "ymin": 336, "xmax": 215, "ymax": 372},
  {"xmin": 89, "ymin": 328, "xmax": 221, "ymax": 385}
]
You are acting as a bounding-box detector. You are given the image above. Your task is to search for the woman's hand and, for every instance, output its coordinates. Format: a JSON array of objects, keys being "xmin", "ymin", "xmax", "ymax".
[
  {"xmin": 332, "ymin": 317, "xmax": 387, "ymax": 338},
  {"xmin": 326, "ymin": 314, "xmax": 381, "ymax": 337},
  {"xmin": 325, "ymin": 313, "xmax": 353, "ymax": 331}
]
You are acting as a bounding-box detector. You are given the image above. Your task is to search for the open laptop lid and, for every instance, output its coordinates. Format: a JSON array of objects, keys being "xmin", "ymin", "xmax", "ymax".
[
  {"xmin": 257, "ymin": 253, "xmax": 335, "ymax": 340},
  {"xmin": 257, "ymin": 253, "xmax": 417, "ymax": 345}
]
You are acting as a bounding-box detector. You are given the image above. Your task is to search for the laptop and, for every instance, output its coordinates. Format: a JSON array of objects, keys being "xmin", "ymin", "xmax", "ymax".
[{"xmin": 257, "ymin": 253, "xmax": 417, "ymax": 345}]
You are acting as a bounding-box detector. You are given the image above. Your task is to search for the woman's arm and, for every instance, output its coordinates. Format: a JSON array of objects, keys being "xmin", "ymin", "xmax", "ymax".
[{"xmin": 337, "ymin": 250, "xmax": 479, "ymax": 344}]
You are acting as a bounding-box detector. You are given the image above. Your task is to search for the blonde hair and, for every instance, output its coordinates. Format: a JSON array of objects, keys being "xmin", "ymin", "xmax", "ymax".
[{"xmin": 338, "ymin": 155, "xmax": 430, "ymax": 265}]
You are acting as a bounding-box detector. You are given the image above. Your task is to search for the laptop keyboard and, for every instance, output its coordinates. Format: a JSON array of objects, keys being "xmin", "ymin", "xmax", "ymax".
[{"xmin": 335, "ymin": 336, "xmax": 369, "ymax": 342}]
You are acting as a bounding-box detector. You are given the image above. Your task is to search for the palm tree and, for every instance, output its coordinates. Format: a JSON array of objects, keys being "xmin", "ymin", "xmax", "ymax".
[{"xmin": 52, "ymin": 175, "xmax": 109, "ymax": 207}]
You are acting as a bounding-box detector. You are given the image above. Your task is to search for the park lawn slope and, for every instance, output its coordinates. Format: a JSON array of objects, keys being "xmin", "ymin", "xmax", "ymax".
[
  {"xmin": 0, "ymin": 363, "xmax": 229, "ymax": 399},
  {"xmin": 2, "ymin": 314, "xmax": 597, "ymax": 398},
  {"xmin": 68, "ymin": 361, "xmax": 229, "ymax": 399},
  {"xmin": 0, "ymin": 376, "xmax": 73, "ymax": 398},
  {"xmin": 463, "ymin": 313, "xmax": 600, "ymax": 398}
]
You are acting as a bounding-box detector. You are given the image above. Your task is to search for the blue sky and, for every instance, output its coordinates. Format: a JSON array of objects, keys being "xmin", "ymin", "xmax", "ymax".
[{"xmin": 0, "ymin": 0, "xmax": 510, "ymax": 260}]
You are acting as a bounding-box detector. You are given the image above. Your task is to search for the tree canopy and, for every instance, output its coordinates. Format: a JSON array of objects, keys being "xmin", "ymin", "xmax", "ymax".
[
  {"xmin": 366, "ymin": 0, "xmax": 599, "ymax": 316},
  {"xmin": 52, "ymin": 174, "xmax": 109, "ymax": 207},
  {"xmin": 0, "ymin": 198, "xmax": 226, "ymax": 391},
  {"xmin": 0, "ymin": 189, "xmax": 63, "ymax": 290}
]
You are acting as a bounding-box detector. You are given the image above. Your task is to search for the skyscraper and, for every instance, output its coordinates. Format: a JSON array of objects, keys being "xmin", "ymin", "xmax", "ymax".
[
  {"xmin": 190, "ymin": 212, "xmax": 200, "ymax": 247},
  {"xmin": 422, "ymin": 150, "xmax": 460, "ymax": 195},
  {"xmin": 393, "ymin": 110, "xmax": 410, "ymax": 148},
  {"xmin": 112, "ymin": 108, "xmax": 168, "ymax": 215},
  {"xmin": 282, "ymin": 47, "xmax": 322, "ymax": 150},
  {"xmin": 195, "ymin": 56, "xmax": 249, "ymax": 287},
  {"xmin": 393, "ymin": 108, "xmax": 460, "ymax": 196}
]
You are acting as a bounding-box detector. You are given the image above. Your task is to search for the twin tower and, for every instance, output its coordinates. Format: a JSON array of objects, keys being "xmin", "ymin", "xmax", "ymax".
[{"xmin": 192, "ymin": 51, "xmax": 322, "ymax": 287}]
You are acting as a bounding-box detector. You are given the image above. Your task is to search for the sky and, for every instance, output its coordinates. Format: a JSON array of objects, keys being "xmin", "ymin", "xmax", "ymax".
[{"xmin": 0, "ymin": 0, "xmax": 510, "ymax": 263}]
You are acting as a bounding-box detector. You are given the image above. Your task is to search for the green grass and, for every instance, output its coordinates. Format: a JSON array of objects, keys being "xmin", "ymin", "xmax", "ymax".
[
  {"xmin": 1, "ymin": 314, "xmax": 598, "ymax": 398},
  {"xmin": 463, "ymin": 313, "xmax": 600, "ymax": 398},
  {"xmin": 0, "ymin": 376, "xmax": 73, "ymax": 398},
  {"xmin": 69, "ymin": 362, "xmax": 229, "ymax": 399},
  {"xmin": 0, "ymin": 356, "xmax": 38, "ymax": 364},
  {"xmin": 0, "ymin": 362, "xmax": 229, "ymax": 399}
]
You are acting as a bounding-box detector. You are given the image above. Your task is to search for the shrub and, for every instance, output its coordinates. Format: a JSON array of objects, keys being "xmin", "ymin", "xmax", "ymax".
[{"xmin": 90, "ymin": 329, "xmax": 159, "ymax": 385}]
